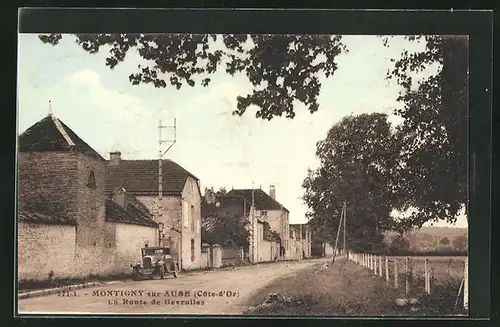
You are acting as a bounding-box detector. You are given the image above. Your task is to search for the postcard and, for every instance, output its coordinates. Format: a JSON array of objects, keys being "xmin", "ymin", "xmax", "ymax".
[{"xmin": 15, "ymin": 9, "xmax": 486, "ymax": 318}]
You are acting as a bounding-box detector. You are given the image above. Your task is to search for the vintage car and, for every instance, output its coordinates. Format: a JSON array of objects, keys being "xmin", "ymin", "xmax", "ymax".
[{"xmin": 130, "ymin": 246, "xmax": 179, "ymax": 280}]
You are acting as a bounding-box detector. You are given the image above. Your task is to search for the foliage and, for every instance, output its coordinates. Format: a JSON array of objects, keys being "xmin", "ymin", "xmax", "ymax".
[
  {"xmin": 390, "ymin": 234, "xmax": 411, "ymax": 251},
  {"xmin": 439, "ymin": 236, "xmax": 450, "ymax": 246},
  {"xmin": 201, "ymin": 211, "xmax": 249, "ymax": 247},
  {"xmin": 385, "ymin": 35, "xmax": 468, "ymax": 229},
  {"xmin": 39, "ymin": 33, "xmax": 346, "ymax": 120},
  {"xmin": 302, "ymin": 113, "xmax": 398, "ymax": 252},
  {"xmin": 452, "ymin": 235, "xmax": 468, "ymax": 251},
  {"xmin": 262, "ymin": 221, "xmax": 281, "ymax": 242}
]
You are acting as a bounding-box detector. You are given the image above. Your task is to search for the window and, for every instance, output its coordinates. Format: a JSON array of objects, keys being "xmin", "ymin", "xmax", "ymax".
[
  {"xmin": 191, "ymin": 239, "xmax": 195, "ymax": 262},
  {"xmin": 87, "ymin": 170, "xmax": 96, "ymax": 189}
]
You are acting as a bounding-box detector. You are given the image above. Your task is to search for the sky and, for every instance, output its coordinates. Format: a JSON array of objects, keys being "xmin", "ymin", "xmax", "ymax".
[{"xmin": 17, "ymin": 34, "xmax": 468, "ymax": 228}]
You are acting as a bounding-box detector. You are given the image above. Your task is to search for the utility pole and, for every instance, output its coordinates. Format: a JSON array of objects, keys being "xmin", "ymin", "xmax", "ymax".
[
  {"xmin": 158, "ymin": 118, "xmax": 176, "ymax": 247},
  {"xmin": 332, "ymin": 203, "xmax": 345, "ymax": 263},
  {"xmin": 250, "ymin": 181, "xmax": 256, "ymax": 263},
  {"xmin": 343, "ymin": 201, "xmax": 347, "ymax": 258}
]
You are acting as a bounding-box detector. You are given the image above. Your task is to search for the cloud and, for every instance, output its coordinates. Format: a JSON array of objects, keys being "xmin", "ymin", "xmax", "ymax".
[{"xmin": 64, "ymin": 69, "xmax": 101, "ymax": 88}]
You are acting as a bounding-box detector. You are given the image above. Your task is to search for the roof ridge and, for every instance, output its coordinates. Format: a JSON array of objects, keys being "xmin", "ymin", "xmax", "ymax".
[{"xmin": 51, "ymin": 115, "xmax": 76, "ymax": 147}]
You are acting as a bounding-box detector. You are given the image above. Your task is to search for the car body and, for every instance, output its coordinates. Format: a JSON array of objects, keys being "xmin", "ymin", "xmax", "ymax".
[{"xmin": 130, "ymin": 246, "xmax": 179, "ymax": 280}]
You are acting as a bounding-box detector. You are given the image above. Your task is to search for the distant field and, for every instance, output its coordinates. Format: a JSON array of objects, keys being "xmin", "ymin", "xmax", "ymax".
[{"xmin": 382, "ymin": 256, "xmax": 466, "ymax": 296}]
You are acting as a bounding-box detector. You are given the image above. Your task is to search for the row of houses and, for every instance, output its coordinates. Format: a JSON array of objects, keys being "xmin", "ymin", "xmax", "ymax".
[
  {"xmin": 17, "ymin": 114, "xmax": 311, "ymax": 282},
  {"xmin": 202, "ymin": 187, "xmax": 311, "ymax": 263}
]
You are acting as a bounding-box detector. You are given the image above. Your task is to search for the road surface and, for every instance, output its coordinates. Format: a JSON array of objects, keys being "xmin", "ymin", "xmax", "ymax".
[{"xmin": 18, "ymin": 258, "xmax": 328, "ymax": 315}]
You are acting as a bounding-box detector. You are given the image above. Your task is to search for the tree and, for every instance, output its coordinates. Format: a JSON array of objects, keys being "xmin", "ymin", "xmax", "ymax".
[
  {"xmin": 39, "ymin": 33, "xmax": 346, "ymax": 120},
  {"xmin": 201, "ymin": 211, "xmax": 249, "ymax": 247},
  {"xmin": 390, "ymin": 234, "xmax": 411, "ymax": 251},
  {"xmin": 302, "ymin": 113, "xmax": 399, "ymax": 252},
  {"xmin": 452, "ymin": 235, "xmax": 468, "ymax": 251},
  {"xmin": 439, "ymin": 236, "xmax": 450, "ymax": 246},
  {"xmin": 262, "ymin": 222, "xmax": 281, "ymax": 242},
  {"xmin": 385, "ymin": 36, "xmax": 468, "ymax": 229}
]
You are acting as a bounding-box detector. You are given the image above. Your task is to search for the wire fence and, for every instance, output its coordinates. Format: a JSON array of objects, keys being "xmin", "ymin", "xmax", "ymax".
[{"xmin": 347, "ymin": 252, "xmax": 468, "ymax": 310}]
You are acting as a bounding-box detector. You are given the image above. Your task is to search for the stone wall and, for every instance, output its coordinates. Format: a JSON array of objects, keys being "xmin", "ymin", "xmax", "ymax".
[
  {"xmin": 259, "ymin": 240, "xmax": 279, "ymax": 262},
  {"xmin": 18, "ymin": 221, "xmax": 158, "ymax": 281},
  {"xmin": 18, "ymin": 222, "xmax": 77, "ymax": 281}
]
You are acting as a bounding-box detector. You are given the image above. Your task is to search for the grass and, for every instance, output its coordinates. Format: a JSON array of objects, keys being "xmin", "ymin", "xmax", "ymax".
[
  {"xmin": 244, "ymin": 258, "xmax": 467, "ymax": 316},
  {"xmin": 244, "ymin": 259, "xmax": 403, "ymax": 316}
]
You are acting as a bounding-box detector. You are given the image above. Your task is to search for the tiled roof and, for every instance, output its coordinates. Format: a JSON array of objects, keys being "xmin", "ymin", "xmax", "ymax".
[
  {"xmin": 18, "ymin": 115, "xmax": 105, "ymax": 161},
  {"xmin": 226, "ymin": 189, "xmax": 289, "ymax": 212},
  {"xmin": 105, "ymin": 199, "xmax": 158, "ymax": 228},
  {"xmin": 105, "ymin": 159, "xmax": 198, "ymax": 196},
  {"xmin": 17, "ymin": 208, "xmax": 77, "ymax": 226},
  {"xmin": 201, "ymin": 195, "xmax": 250, "ymax": 217}
]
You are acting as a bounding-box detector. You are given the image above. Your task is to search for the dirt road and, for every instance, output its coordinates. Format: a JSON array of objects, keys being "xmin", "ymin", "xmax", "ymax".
[{"xmin": 18, "ymin": 258, "xmax": 329, "ymax": 315}]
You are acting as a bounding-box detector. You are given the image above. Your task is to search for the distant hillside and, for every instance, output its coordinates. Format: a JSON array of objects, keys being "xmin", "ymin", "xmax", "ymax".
[{"xmin": 384, "ymin": 226, "xmax": 468, "ymax": 252}]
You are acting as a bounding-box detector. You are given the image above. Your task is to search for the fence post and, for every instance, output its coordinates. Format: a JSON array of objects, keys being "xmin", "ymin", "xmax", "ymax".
[
  {"xmin": 424, "ymin": 257, "xmax": 430, "ymax": 294},
  {"xmin": 405, "ymin": 257, "xmax": 410, "ymax": 295},
  {"xmin": 464, "ymin": 258, "xmax": 468, "ymax": 310},
  {"xmin": 379, "ymin": 255, "xmax": 383, "ymax": 277},
  {"xmin": 385, "ymin": 256, "xmax": 389, "ymax": 284},
  {"xmin": 394, "ymin": 258, "xmax": 398, "ymax": 288}
]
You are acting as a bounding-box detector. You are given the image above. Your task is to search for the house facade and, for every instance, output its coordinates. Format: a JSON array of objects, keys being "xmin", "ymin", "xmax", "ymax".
[
  {"xmin": 104, "ymin": 188, "xmax": 159, "ymax": 273},
  {"xmin": 105, "ymin": 153, "xmax": 202, "ymax": 270},
  {"xmin": 227, "ymin": 186, "xmax": 291, "ymax": 258},
  {"xmin": 18, "ymin": 114, "xmax": 158, "ymax": 281},
  {"xmin": 289, "ymin": 223, "xmax": 312, "ymax": 260}
]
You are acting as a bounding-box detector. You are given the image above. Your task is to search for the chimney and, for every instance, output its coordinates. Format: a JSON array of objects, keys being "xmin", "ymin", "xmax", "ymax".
[
  {"xmin": 112, "ymin": 187, "xmax": 127, "ymax": 208},
  {"xmin": 109, "ymin": 151, "xmax": 121, "ymax": 166},
  {"xmin": 269, "ymin": 185, "xmax": 276, "ymax": 200}
]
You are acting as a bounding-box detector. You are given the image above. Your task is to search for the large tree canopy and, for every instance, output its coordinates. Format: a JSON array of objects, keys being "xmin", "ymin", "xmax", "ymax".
[
  {"xmin": 302, "ymin": 113, "xmax": 398, "ymax": 252},
  {"xmin": 386, "ymin": 35, "xmax": 468, "ymax": 229},
  {"xmin": 39, "ymin": 33, "xmax": 346, "ymax": 120}
]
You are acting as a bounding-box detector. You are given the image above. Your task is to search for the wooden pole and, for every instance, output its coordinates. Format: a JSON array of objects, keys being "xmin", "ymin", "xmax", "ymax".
[
  {"xmin": 464, "ymin": 258, "xmax": 468, "ymax": 310},
  {"xmin": 385, "ymin": 256, "xmax": 389, "ymax": 284},
  {"xmin": 343, "ymin": 202, "xmax": 346, "ymax": 258},
  {"xmin": 332, "ymin": 204, "xmax": 344, "ymax": 263},
  {"xmin": 425, "ymin": 257, "xmax": 430, "ymax": 294},
  {"xmin": 405, "ymin": 257, "xmax": 410, "ymax": 295},
  {"xmin": 394, "ymin": 258, "xmax": 399, "ymax": 288}
]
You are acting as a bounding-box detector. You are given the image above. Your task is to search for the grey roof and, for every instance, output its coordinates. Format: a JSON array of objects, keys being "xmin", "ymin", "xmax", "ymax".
[{"xmin": 18, "ymin": 115, "xmax": 105, "ymax": 160}]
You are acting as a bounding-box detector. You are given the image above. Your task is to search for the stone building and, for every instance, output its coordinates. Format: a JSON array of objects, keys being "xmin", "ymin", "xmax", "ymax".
[
  {"xmin": 289, "ymin": 223, "xmax": 312, "ymax": 260},
  {"xmin": 105, "ymin": 153, "xmax": 202, "ymax": 270},
  {"xmin": 226, "ymin": 186, "xmax": 290, "ymax": 259},
  {"xmin": 17, "ymin": 114, "xmax": 158, "ymax": 281}
]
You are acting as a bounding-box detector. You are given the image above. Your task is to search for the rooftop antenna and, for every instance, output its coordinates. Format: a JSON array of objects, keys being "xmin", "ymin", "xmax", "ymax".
[
  {"xmin": 157, "ymin": 118, "xmax": 177, "ymax": 246},
  {"xmin": 158, "ymin": 118, "xmax": 177, "ymax": 198}
]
